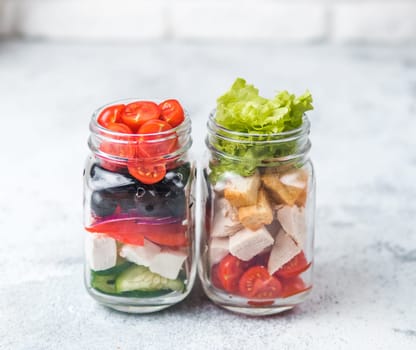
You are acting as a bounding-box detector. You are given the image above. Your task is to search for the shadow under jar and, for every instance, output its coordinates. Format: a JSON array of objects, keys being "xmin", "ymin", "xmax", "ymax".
[
  {"xmin": 199, "ymin": 111, "xmax": 316, "ymax": 316},
  {"xmin": 83, "ymin": 100, "xmax": 195, "ymax": 313}
]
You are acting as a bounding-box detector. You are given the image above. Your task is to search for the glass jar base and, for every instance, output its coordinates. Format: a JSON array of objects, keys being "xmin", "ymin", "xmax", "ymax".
[
  {"xmin": 219, "ymin": 304, "xmax": 294, "ymax": 316},
  {"xmin": 104, "ymin": 303, "xmax": 172, "ymax": 314},
  {"xmin": 86, "ymin": 287, "xmax": 187, "ymax": 314},
  {"xmin": 202, "ymin": 284, "xmax": 311, "ymax": 316}
]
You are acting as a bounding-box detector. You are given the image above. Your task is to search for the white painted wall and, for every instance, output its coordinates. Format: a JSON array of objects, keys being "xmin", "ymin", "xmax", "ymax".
[{"xmin": 1, "ymin": 0, "xmax": 416, "ymax": 43}]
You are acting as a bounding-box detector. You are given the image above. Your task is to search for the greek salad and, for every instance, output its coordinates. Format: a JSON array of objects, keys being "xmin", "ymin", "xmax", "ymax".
[{"xmin": 85, "ymin": 99, "xmax": 192, "ymax": 298}]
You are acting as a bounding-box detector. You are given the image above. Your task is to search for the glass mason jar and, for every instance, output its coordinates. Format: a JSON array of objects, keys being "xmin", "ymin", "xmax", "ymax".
[
  {"xmin": 83, "ymin": 100, "xmax": 196, "ymax": 313},
  {"xmin": 199, "ymin": 111, "xmax": 315, "ymax": 316}
]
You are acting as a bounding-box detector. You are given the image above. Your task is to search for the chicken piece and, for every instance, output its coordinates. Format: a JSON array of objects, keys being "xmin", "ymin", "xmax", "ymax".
[
  {"xmin": 267, "ymin": 228, "xmax": 301, "ymax": 275},
  {"xmin": 209, "ymin": 237, "xmax": 229, "ymax": 266},
  {"xmin": 224, "ymin": 172, "xmax": 261, "ymax": 208},
  {"xmin": 229, "ymin": 226, "xmax": 274, "ymax": 261},
  {"xmin": 261, "ymin": 168, "xmax": 308, "ymax": 206},
  {"xmin": 238, "ymin": 188, "xmax": 273, "ymax": 230},
  {"xmin": 211, "ymin": 197, "xmax": 243, "ymax": 237},
  {"xmin": 277, "ymin": 205, "xmax": 307, "ymax": 248}
]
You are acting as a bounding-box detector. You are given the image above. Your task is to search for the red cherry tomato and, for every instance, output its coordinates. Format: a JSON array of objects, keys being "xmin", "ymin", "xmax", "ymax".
[
  {"xmin": 97, "ymin": 104, "xmax": 125, "ymax": 128},
  {"xmin": 106, "ymin": 122, "xmax": 133, "ymax": 134},
  {"xmin": 127, "ymin": 161, "xmax": 166, "ymax": 184},
  {"xmin": 139, "ymin": 119, "xmax": 172, "ymax": 134},
  {"xmin": 274, "ymin": 252, "xmax": 310, "ymax": 279},
  {"xmin": 159, "ymin": 99, "xmax": 185, "ymax": 127},
  {"xmin": 239, "ymin": 266, "xmax": 282, "ymax": 299},
  {"xmin": 217, "ymin": 254, "xmax": 247, "ymax": 293},
  {"xmin": 137, "ymin": 120, "xmax": 177, "ymax": 158},
  {"xmin": 211, "ymin": 264, "xmax": 223, "ymax": 290},
  {"xmin": 122, "ymin": 101, "xmax": 161, "ymax": 131},
  {"xmin": 279, "ymin": 276, "xmax": 311, "ymax": 298},
  {"xmin": 99, "ymin": 123, "xmax": 135, "ymax": 159}
]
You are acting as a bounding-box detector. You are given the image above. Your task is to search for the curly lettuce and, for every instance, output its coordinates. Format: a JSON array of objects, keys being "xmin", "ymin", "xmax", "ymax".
[{"xmin": 210, "ymin": 78, "xmax": 313, "ymax": 182}]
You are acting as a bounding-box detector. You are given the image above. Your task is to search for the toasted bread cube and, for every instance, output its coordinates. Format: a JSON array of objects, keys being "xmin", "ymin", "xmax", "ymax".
[
  {"xmin": 277, "ymin": 205, "xmax": 307, "ymax": 248},
  {"xmin": 224, "ymin": 172, "xmax": 261, "ymax": 208},
  {"xmin": 238, "ymin": 188, "xmax": 273, "ymax": 230},
  {"xmin": 211, "ymin": 198, "xmax": 243, "ymax": 237},
  {"xmin": 229, "ymin": 226, "xmax": 274, "ymax": 261},
  {"xmin": 261, "ymin": 168, "xmax": 307, "ymax": 206},
  {"xmin": 267, "ymin": 229, "xmax": 301, "ymax": 275}
]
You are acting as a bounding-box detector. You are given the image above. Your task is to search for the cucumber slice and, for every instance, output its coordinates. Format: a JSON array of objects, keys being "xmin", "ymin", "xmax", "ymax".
[
  {"xmin": 115, "ymin": 265, "xmax": 185, "ymax": 293},
  {"xmin": 91, "ymin": 273, "xmax": 117, "ymax": 294}
]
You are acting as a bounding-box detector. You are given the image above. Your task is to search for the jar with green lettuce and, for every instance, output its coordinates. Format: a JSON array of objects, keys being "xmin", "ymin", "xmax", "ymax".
[{"xmin": 200, "ymin": 78, "xmax": 316, "ymax": 316}]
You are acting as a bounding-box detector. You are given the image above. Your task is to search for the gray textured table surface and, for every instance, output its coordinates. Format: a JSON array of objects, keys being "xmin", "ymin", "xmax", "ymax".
[{"xmin": 0, "ymin": 41, "xmax": 415, "ymax": 349}]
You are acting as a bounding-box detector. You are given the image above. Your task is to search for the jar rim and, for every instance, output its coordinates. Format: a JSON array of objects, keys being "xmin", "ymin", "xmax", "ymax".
[
  {"xmin": 88, "ymin": 98, "xmax": 192, "ymax": 163},
  {"xmin": 90, "ymin": 98, "xmax": 191, "ymax": 138},
  {"xmin": 207, "ymin": 109, "xmax": 310, "ymax": 140}
]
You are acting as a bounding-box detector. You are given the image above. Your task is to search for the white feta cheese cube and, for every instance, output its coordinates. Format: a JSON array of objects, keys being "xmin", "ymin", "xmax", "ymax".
[
  {"xmin": 120, "ymin": 239, "xmax": 161, "ymax": 267},
  {"xmin": 85, "ymin": 233, "xmax": 117, "ymax": 271},
  {"xmin": 149, "ymin": 249, "xmax": 187, "ymax": 280},
  {"xmin": 268, "ymin": 229, "xmax": 301, "ymax": 275},
  {"xmin": 209, "ymin": 237, "xmax": 229, "ymax": 266},
  {"xmin": 277, "ymin": 205, "xmax": 307, "ymax": 247},
  {"xmin": 229, "ymin": 226, "xmax": 274, "ymax": 261}
]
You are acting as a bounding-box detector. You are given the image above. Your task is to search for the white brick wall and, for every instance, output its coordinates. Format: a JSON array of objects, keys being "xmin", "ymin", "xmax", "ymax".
[
  {"xmin": 1, "ymin": 0, "xmax": 416, "ymax": 44},
  {"xmin": 171, "ymin": 1, "xmax": 327, "ymax": 42},
  {"xmin": 332, "ymin": 2, "xmax": 416, "ymax": 43}
]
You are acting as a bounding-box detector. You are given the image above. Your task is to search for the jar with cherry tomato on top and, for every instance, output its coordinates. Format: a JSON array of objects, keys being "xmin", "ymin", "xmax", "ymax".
[
  {"xmin": 83, "ymin": 99, "xmax": 195, "ymax": 313},
  {"xmin": 199, "ymin": 79, "xmax": 316, "ymax": 316}
]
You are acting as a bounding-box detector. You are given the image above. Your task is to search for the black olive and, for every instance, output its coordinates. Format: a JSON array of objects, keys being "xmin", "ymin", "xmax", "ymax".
[{"xmin": 91, "ymin": 191, "xmax": 118, "ymax": 217}]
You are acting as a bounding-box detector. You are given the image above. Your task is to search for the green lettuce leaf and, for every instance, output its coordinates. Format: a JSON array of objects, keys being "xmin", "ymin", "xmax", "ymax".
[{"xmin": 210, "ymin": 78, "xmax": 313, "ymax": 182}]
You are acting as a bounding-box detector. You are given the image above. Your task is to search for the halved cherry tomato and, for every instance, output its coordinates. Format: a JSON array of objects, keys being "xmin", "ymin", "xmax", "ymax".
[
  {"xmin": 274, "ymin": 252, "xmax": 310, "ymax": 279},
  {"xmin": 127, "ymin": 161, "xmax": 166, "ymax": 184},
  {"xmin": 85, "ymin": 219, "xmax": 186, "ymax": 246},
  {"xmin": 217, "ymin": 254, "xmax": 247, "ymax": 293},
  {"xmin": 122, "ymin": 101, "xmax": 160, "ymax": 131},
  {"xmin": 99, "ymin": 123, "xmax": 135, "ymax": 164},
  {"xmin": 279, "ymin": 276, "xmax": 311, "ymax": 298},
  {"xmin": 159, "ymin": 99, "xmax": 185, "ymax": 128},
  {"xmin": 239, "ymin": 266, "xmax": 282, "ymax": 299},
  {"xmin": 137, "ymin": 120, "xmax": 177, "ymax": 158},
  {"xmin": 211, "ymin": 264, "xmax": 223, "ymax": 289},
  {"xmin": 106, "ymin": 122, "xmax": 133, "ymax": 134},
  {"xmin": 97, "ymin": 104, "xmax": 125, "ymax": 128}
]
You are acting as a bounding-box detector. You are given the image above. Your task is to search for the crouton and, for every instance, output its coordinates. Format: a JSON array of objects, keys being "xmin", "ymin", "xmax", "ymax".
[
  {"xmin": 224, "ymin": 172, "xmax": 261, "ymax": 208},
  {"xmin": 238, "ymin": 188, "xmax": 273, "ymax": 230},
  {"xmin": 277, "ymin": 205, "xmax": 307, "ymax": 248},
  {"xmin": 267, "ymin": 228, "xmax": 301, "ymax": 275},
  {"xmin": 261, "ymin": 168, "xmax": 308, "ymax": 206}
]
